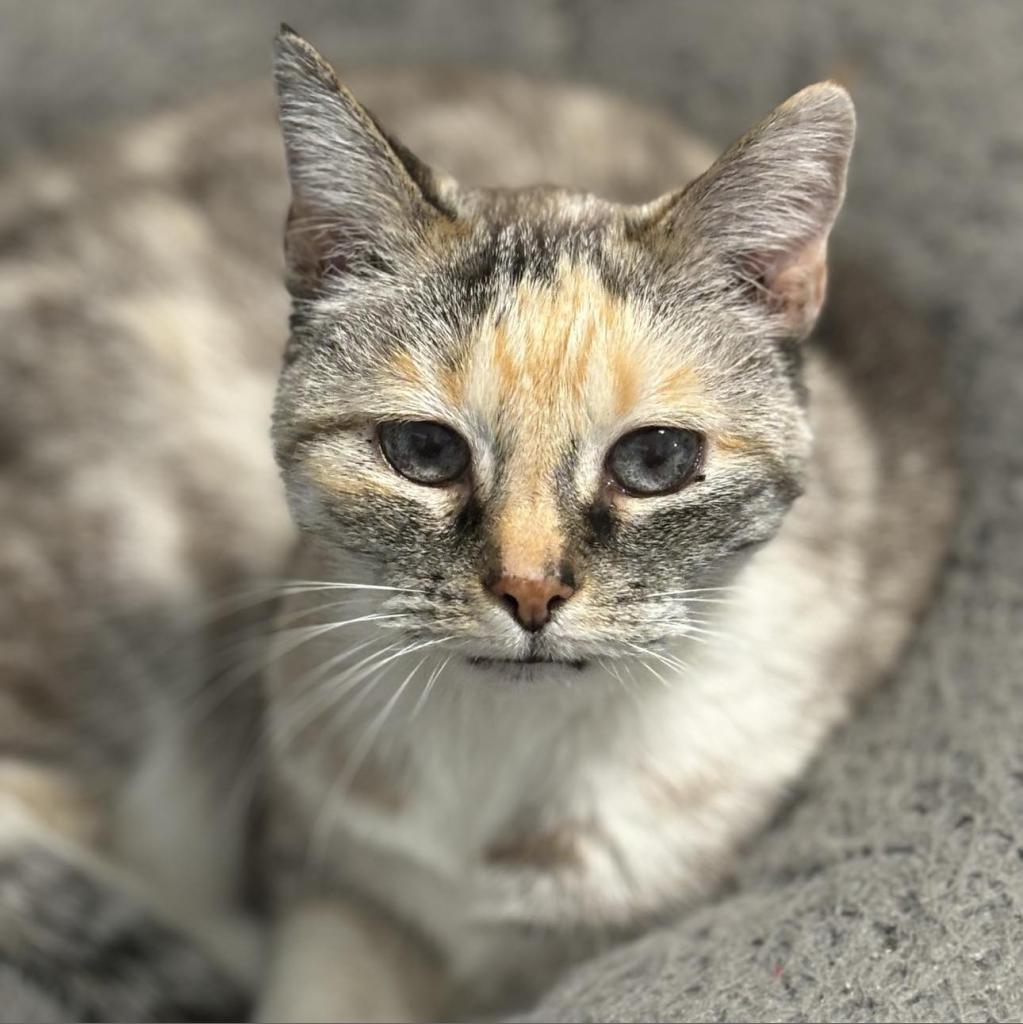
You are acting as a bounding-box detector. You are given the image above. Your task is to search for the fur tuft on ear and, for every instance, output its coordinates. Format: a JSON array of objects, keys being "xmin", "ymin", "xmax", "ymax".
[
  {"xmin": 650, "ymin": 82, "xmax": 855, "ymax": 338},
  {"xmin": 272, "ymin": 27, "xmax": 452, "ymax": 293}
]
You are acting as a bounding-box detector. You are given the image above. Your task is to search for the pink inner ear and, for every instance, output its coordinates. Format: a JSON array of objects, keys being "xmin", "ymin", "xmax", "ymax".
[
  {"xmin": 764, "ymin": 237, "xmax": 829, "ymax": 337},
  {"xmin": 284, "ymin": 200, "xmax": 358, "ymax": 294}
]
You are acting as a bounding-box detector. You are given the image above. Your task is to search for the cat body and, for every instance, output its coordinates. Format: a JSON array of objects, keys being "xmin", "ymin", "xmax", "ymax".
[
  {"xmin": 259, "ymin": 287, "xmax": 940, "ymax": 1020},
  {"xmin": 257, "ymin": 30, "xmax": 954, "ymax": 1019},
  {"xmin": 0, "ymin": 28, "xmax": 954, "ymax": 1023}
]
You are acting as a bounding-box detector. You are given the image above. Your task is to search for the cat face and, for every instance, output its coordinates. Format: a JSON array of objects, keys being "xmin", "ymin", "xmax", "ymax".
[{"xmin": 271, "ymin": 29, "xmax": 854, "ymax": 671}]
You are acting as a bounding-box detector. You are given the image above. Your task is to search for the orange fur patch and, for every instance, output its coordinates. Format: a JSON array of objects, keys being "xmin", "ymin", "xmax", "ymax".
[
  {"xmin": 449, "ymin": 260, "xmax": 715, "ymax": 574},
  {"xmin": 714, "ymin": 433, "xmax": 758, "ymax": 455},
  {"xmin": 305, "ymin": 450, "xmax": 385, "ymax": 498},
  {"xmin": 346, "ymin": 259, "xmax": 747, "ymax": 573},
  {"xmin": 387, "ymin": 349, "xmax": 424, "ymax": 387}
]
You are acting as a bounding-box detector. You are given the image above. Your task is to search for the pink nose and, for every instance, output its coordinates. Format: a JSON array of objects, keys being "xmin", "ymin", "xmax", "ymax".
[{"xmin": 489, "ymin": 574, "xmax": 576, "ymax": 632}]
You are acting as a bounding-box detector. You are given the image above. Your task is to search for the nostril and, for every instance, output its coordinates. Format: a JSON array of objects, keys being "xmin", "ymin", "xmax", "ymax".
[{"xmin": 487, "ymin": 573, "xmax": 576, "ymax": 632}]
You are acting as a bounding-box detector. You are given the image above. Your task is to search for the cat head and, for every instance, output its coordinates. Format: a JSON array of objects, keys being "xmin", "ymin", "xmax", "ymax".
[{"xmin": 270, "ymin": 27, "xmax": 855, "ymax": 675}]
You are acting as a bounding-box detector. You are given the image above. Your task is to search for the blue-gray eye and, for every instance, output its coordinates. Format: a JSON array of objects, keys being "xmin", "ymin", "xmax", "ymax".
[
  {"xmin": 379, "ymin": 421, "xmax": 470, "ymax": 485},
  {"xmin": 607, "ymin": 427, "xmax": 704, "ymax": 496}
]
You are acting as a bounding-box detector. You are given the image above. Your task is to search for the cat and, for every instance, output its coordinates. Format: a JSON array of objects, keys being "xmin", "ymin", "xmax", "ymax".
[{"xmin": 0, "ymin": 24, "xmax": 954, "ymax": 1023}]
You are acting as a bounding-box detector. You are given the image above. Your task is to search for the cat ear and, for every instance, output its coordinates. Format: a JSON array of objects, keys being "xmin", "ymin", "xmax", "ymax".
[
  {"xmin": 647, "ymin": 82, "xmax": 855, "ymax": 338},
  {"xmin": 272, "ymin": 26, "xmax": 453, "ymax": 293}
]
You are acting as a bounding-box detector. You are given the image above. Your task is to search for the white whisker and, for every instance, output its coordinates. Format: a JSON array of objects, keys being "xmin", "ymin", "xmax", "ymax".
[
  {"xmin": 186, "ymin": 579, "xmax": 420, "ymax": 629},
  {"xmin": 637, "ymin": 658, "xmax": 673, "ymax": 690},
  {"xmin": 682, "ymin": 623, "xmax": 732, "ymax": 643},
  {"xmin": 269, "ymin": 640, "xmax": 404, "ymax": 748},
  {"xmin": 310, "ymin": 635, "xmax": 456, "ymax": 741},
  {"xmin": 621, "ymin": 640, "xmax": 691, "ymax": 679},
  {"xmin": 269, "ymin": 613, "xmax": 406, "ymax": 642},
  {"xmin": 273, "ymin": 594, "xmax": 399, "ymax": 630},
  {"xmin": 274, "ymin": 580, "xmax": 421, "ymax": 594},
  {"xmin": 333, "ymin": 653, "xmax": 434, "ymax": 795},
  {"xmin": 645, "ymin": 586, "xmax": 741, "ymax": 599},
  {"xmin": 307, "ymin": 637, "xmax": 453, "ymax": 864},
  {"xmin": 185, "ymin": 613, "xmax": 404, "ymax": 730},
  {"xmin": 410, "ymin": 655, "xmax": 451, "ymax": 720}
]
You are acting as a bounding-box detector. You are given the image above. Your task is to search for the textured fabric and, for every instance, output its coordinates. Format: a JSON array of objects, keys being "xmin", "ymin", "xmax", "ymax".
[{"xmin": 2, "ymin": 3, "xmax": 1020, "ymax": 1021}]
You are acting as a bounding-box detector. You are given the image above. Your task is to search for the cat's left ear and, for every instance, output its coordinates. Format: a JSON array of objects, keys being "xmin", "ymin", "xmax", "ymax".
[
  {"xmin": 272, "ymin": 26, "xmax": 455, "ymax": 294},
  {"xmin": 643, "ymin": 82, "xmax": 855, "ymax": 338}
]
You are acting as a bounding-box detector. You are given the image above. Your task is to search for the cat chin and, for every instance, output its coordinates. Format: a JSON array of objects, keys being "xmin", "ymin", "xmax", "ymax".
[{"xmin": 465, "ymin": 656, "xmax": 591, "ymax": 682}]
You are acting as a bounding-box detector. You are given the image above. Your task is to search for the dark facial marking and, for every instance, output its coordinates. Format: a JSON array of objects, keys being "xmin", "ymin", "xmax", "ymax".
[{"xmin": 587, "ymin": 498, "xmax": 618, "ymax": 547}]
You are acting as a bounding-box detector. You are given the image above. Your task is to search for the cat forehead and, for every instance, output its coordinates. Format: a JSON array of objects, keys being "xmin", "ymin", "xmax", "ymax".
[{"xmin": 378, "ymin": 255, "xmax": 726, "ymax": 443}]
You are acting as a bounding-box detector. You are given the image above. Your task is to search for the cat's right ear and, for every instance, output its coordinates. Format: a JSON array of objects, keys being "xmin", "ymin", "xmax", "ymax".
[{"xmin": 272, "ymin": 26, "xmax": 453, "ymax": 294}]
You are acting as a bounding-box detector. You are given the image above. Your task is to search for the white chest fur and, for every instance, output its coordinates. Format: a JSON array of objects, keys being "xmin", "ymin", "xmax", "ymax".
[{"xmin": 268, "ymin": 536, "xmax": 866, "ymax": 991}]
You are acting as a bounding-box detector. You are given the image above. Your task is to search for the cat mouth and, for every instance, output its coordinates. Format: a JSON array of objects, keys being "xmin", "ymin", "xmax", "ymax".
[{"xmin": 468, "ymin": 655, "xmax": 589, "ymax": 671}]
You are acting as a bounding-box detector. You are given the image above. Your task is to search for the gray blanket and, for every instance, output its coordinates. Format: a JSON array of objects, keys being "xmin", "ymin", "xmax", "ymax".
[{"xmin": 3, "ymin": 3, "xmax": 1019, "ymax": 1021}]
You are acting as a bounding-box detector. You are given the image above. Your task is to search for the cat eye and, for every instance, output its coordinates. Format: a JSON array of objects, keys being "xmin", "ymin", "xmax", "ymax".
[
  {"xmin": 606, "ymin": 427, "xmax": 704, "ymax": 497},
  {"xmin": 378, "ymin": 420, "xmax": 471, "ymax": 486}
]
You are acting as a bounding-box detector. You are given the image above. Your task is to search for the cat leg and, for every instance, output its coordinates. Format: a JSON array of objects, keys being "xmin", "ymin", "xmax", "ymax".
[
  {"xmin": 259, "ymin": 898, "xmax": 443, "ymax": 1023},
  {"xmin": 0, "ymin": 760, "xmax": 252, "ymax": 1023}
]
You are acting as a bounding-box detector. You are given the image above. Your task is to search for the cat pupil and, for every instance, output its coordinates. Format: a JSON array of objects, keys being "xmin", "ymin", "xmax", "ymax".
[
  {"xmin": 415, "ymin": 435, "xmax": 440, "ymax": 458},
  {"xmin": 643, "ymin": 445, "xmax": 667, "ymax": 468}
]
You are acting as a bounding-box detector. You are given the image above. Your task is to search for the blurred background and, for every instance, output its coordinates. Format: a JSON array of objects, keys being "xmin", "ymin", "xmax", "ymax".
[
  {"xmin": 3, "ymin": 3, "xmax": 1023, "ymax": 1019},
  {"xmin": 3, "ymin": 1, "xmax": 1021, "ymax": 411}
]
